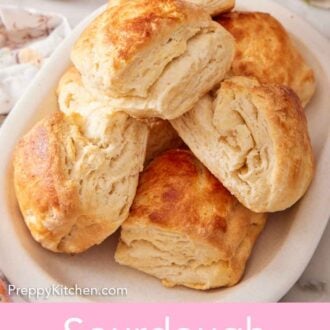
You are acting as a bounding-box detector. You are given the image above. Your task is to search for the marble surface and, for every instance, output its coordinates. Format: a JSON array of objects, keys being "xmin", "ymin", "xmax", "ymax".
[{"xmin": 0, "ymin": 0, "xmax": 329, "ymax": 302}]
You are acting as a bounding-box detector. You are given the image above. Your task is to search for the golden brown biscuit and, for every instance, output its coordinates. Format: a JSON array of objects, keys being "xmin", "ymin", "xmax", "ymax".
[
  {"xmin": 171, "ymin": 77, "xmax": 314, "ymax": 212},
  {"xmin": 13, "ymin": 111, "xmax": 148, "ymax": 253},
  {"xmin": 71, "ymin": 0, "xmax": 235, "ymax": 119},
  {"xmin": 217, "ymin": 12, "xmax": 316, "ymax": 106},
  {"xmin": 115, "ymin": 149, "xmax": 266, "ymax": 290}
]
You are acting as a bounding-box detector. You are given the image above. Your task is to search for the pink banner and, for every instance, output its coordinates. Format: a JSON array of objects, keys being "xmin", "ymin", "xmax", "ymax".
[{"xmin": 0, "ymin": 304, "xmax": 329, "ymax": 329}]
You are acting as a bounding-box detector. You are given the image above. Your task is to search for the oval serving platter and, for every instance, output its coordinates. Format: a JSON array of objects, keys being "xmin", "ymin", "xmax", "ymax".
[{"xmin": 0, "ymin": 0, "xmax": 329, "ymax": 302}]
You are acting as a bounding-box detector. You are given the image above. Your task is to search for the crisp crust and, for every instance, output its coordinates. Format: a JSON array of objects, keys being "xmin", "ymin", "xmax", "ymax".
[
  {"xmin": 171, "ymin": 77, "xmax": 315, "ymax": 212},
  {"xmin": 116, "ymin": 150, "xmax": 266, "ymax": 289},
  {"xmin": 105, "ymin": 0, "xmax": 194, "ymax": 64},
  {"xmin": 217, "ymin": 12, "xmax": 316, "ymax": 106},
  {"xmin": 14, "ymin": 112, "xmax": 77, "ymax": 224},
  {"xmin": 104, "ymin": 0, "xmax": 203, "ymax": 65},
  {"xmin": 128, "ymin": 149, "xmax": 239, "ymax": 256},
  {"xmin": 13, "ymin": 113, "xmax": 79, "ymax": 251}
]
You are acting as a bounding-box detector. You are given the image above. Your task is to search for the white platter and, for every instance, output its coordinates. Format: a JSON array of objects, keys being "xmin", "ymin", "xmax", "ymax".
[{"xmin": 0, "ymin": 0, "xmax": 329, "ymax": 302}]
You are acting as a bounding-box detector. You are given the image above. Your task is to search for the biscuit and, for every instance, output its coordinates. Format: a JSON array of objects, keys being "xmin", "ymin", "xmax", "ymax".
[
  {"xmin": 13, "ymin": 111, "xmax": 148, "ymax": 253},
  {"xmin": 71, "ymin": 0, "xmax": 235, "ymax": 119},
  {"xmin": 115, "ymin": 149, "xmax": 266, "ymax": 290},
  {"xmin": 171, "ymin": 77, "xmax": 314, "ymax": 212}
]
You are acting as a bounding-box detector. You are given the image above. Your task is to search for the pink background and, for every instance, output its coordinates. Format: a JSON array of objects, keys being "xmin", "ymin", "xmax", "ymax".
[{"xmin": 1, "ymin": 304, "xmax": 329, "ymax": 329}]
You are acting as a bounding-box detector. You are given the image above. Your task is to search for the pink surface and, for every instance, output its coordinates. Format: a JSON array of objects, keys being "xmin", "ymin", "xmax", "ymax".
[{"xmin": 0, "ymin": 304, "xmax": 329, "ymax": 329}]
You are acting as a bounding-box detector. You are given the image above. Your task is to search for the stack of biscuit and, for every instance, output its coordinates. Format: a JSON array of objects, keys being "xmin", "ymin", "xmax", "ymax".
[{"xmin": 13, "ymin": 0, "xmax": 315, "ymax": 290}]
